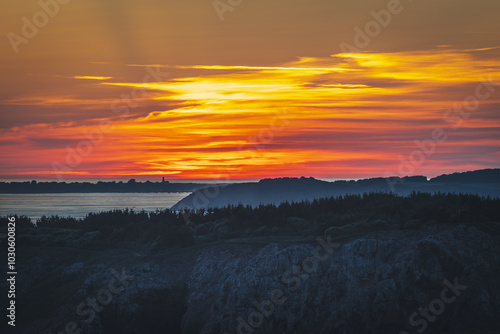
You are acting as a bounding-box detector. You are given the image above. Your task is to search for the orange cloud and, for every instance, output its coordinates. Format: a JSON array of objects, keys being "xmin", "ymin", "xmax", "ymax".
[{"xmin": 0, "ymin": 48, "xmax": 499, "ymax": 179}]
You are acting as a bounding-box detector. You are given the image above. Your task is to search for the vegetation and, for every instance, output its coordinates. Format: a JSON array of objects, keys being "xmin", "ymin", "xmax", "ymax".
[{"xmin": 2, "ymin": 192, "xmax": 499, "ymax": 250}]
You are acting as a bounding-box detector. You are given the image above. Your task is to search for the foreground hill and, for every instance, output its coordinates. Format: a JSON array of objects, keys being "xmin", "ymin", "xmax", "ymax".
[
  {"xmin": 4, "ymin": 226, "xmax": 499, "ymax": 334},
  {"xmin": 172, "ymin": 169, "xmax": 500, "ymax": 210}
]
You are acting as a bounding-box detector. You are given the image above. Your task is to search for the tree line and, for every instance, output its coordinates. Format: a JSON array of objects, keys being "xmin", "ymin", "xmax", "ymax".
[{"xmin": 2, "ymin": 192, "xmax": 499, "ymax": 250}]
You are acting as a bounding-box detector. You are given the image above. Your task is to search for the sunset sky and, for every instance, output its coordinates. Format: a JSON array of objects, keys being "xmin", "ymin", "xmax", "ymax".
[{"xmin": 1, "ymin": 0, "xmax": 499, "ymax": 180}]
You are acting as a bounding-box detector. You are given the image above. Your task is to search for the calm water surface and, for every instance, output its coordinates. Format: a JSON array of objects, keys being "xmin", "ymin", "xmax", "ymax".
[{"xmin": 0, "ymin": 192, "xmax": 190, "ymax": 220}]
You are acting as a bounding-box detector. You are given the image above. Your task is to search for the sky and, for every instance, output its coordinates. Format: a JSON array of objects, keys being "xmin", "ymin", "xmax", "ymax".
[{"xmin": 0, "ymin": 0, "xmax": 499, "ymax": 180}]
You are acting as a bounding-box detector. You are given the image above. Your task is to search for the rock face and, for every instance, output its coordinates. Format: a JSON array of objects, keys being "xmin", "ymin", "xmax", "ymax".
[
  {"xmin": 182, "ymin": 227, "xmax": 500, "ymax": 334},
  {"xmin": 9, "ymin": 225, "xmax": 500, "ymax": 334}
]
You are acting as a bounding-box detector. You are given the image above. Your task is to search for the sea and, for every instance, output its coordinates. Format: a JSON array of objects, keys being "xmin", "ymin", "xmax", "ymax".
[{"xmin": 0, "ymin": 192, "xmax": 191, "ymax": 221}]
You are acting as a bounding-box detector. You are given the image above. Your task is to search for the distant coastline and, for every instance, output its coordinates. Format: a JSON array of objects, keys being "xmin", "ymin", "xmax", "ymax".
[
  {"xmin": 0, "ymin": 178, "xmax": 260, "ymax": 184},
  {"xmin": 1, "ymin": 169, "xmax": 499, "ymax": 194},
  {"xmin": 0, "ymin": 179, "xmax": 215, "ymax": 194}
]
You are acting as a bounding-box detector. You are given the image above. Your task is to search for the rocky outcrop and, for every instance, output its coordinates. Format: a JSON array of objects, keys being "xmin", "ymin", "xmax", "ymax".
[
  {"xmin": 181, "ymin": 226, "xmax": 500, "ymax": 334},
  {"xmin": 7, "ymin": 225, "xmax": 500, "ymax": 334}
]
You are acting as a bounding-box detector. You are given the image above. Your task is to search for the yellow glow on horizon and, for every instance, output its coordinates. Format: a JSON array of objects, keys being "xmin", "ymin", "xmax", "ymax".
[{"xmin": 74, "ymin": 76, "xmax": 113, "ymax": 80}]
